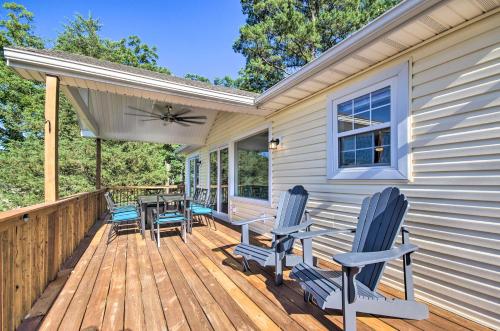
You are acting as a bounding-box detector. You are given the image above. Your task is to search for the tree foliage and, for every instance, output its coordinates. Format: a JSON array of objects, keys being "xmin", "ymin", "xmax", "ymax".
[
  {"xmin": 213, "ymin": 75, "xmax": 242, "ymax": 89},
  {"xmin": 184, "ymin": 73, "xmax": 211, "ymax": 83},
  {"xmin": 55, "ymin": 14, "xmax": 171, "ymax": 74},
  {"xmin": 0, "ymin": 5, "xmax": 184, "ymax": 210},
  {"xmin": 0, "ymin": 1, "xmax": 401, "ymax": 210},
  {"xmin": 234, "ymin": 0, "xmax": 400, "ymax": 92}
]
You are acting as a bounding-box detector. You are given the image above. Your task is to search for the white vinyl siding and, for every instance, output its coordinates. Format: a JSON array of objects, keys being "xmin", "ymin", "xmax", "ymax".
[{"xmin": 187, "ymin": 12, "xmax": 500, "ymax": 329}]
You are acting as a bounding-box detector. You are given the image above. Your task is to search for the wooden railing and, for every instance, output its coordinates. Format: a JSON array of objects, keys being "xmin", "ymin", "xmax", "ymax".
[
  {"xmin": 0, "ymin": 189, "xmax": 106, "ymax": 331},
  {"xmin": 109, "ymin": 185, "xmax": 184, "ymax": 205}
]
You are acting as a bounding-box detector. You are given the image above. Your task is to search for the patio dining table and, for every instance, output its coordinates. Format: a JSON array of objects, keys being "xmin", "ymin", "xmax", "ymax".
[{"xmin": 137, "ymin": 194, "xmax": 191, "ymax": 237}]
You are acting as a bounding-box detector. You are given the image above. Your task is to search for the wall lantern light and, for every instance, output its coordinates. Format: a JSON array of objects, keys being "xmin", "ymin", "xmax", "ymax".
[{"xmin": 268, "ymin": 138, "xmax": 280, "ymax": 150}]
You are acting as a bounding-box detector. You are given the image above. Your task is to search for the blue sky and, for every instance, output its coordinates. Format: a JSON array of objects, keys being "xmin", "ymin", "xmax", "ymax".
[{"xmin": 15, "ymin": 0, "xmax": 247, "ymax": 80}]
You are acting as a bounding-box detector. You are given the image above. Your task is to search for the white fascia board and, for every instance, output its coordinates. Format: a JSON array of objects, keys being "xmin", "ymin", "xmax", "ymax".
[
  {"xmin": 3, "ymin": 48, "xmax": 257, "ymax": 107},
  {"xmin": 255, "ymin": 0, "xmax": 440, "ymax": 105}
]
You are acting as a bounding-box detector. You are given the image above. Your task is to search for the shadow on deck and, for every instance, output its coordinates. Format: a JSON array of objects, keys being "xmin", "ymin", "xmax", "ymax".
[{"xmin": 22, "ymin": 219, "xmax": 491, "ymax": 331}]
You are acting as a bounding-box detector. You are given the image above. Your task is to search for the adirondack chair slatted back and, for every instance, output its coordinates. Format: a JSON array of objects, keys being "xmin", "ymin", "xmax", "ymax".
[
  {"xmin": 274, "ymin": 185, "xmax": 309, "ymax": 253},
  {"xmin": 353, "ymin": 187, "xmax": 408, "ymax": 291}
]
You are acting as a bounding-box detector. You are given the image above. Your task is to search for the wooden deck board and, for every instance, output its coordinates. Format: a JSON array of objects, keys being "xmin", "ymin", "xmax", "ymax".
[{"xmin": 34, "ymin": 219, "xmax": 491, "ymax": 331}]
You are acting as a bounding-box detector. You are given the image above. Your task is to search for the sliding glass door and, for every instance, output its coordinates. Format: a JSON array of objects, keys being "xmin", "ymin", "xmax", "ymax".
[
  {"xmin": 220, "ymin": 148, "xmax": 229, "ymax": 213},
  {"xmin": 209, "ymin": 147, "xmax": 229, "ymax": 214},
  {"xmin": 188, "ymin": 156, "xmax": 200, "ymax": 196}
]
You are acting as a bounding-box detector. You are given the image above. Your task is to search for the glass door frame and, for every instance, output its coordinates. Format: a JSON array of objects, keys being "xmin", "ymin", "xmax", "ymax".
[
  {"xmin": 186, "ymin": 155, "xmax": 200, "ymax": 197},
  {"xmin": 208, "ymin": 145, "xmax": 228, "ymax": 215}
]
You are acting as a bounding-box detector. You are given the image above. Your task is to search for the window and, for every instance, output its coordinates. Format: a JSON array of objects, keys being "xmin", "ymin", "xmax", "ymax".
[
  {"xmin": 337, "ymin": 86, "xmax": 391, "ymax": 168},
  {"xmin": 327, "ymin": 61, "xmax": 409, "ymax": 180},
  {"xmin": 235, "ymin": 130, "xmax": 269, "ymax": 200}
]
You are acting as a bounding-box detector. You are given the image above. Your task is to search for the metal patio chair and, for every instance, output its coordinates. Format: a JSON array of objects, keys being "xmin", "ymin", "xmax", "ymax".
[
  {"xmin": 105, "ymin": 191, "xmax": 137, "ymax": 213},
  {"xmin": 152, "ymin": 195, "xmax": 187, "ymax": 246},
  {"xmin": 106, "ymin": 192, "xmax": 141, "ymax": 243}
]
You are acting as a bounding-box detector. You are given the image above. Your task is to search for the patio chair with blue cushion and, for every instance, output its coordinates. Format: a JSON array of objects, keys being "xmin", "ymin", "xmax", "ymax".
[
  {"xmin": 105, "ymin": 191, "xmax": 137, "ymax": 213},
  {"xmin": 107, "ymin": 204, "xmax": 141, "ymax": 243},
  {"xmin": 151, "ymin": 195, "xmax": 187, "ymax": 247},
  {"xmin": 290, "ymin": 187, "xmax": 428, "ymax": 331},
  {"xmin": 190, "ymin": 191, "xmax": 217, "ymax": 231},
  {"xmin": 191, "ymin": 188, "xmax": 207, "ymax": 208},
  {"xmin": 233, "ymin": 185, "xmax": 310, "ymax": 285}
]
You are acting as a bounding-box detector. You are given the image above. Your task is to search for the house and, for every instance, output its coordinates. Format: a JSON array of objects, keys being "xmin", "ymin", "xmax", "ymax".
[
  {"xmin": 178, "ymin": 1, "xmax": 500, "ymax": 329},
  {"xmin": 2, "ymin": 0, "xmax": 499, "ymax": 329}
]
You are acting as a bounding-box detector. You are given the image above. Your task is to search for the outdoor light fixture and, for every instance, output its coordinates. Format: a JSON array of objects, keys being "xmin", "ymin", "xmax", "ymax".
[{"xmin": 268, "ymin": 138, "xmax": 280, "ymax": 150}]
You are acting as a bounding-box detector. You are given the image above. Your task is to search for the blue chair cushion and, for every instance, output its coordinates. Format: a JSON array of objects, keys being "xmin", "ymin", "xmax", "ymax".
[
  {"xmin": 191, "ymin": 207, "xmax": 213, "ymax": 215},
  {"xmin": 191, "ymin": 202, "xmax": 204, "ymax": 208},
  {"xmin": 158, "ymin": 211, "xmax": 183, "ymax": 218},
  {"xmin": 111, "ymin": 210, "xmax": 139, "ymax": 222},
  {"xmin": 112, "ymin": 205, "xmax": 136, "ymax": 213},
  {"xmin": 156, "ymin": 215, "xmax": 186, "ymax": 224}
]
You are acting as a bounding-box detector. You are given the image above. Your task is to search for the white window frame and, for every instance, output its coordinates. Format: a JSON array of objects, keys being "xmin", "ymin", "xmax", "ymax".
[
  {"xmin": 230, "ymin": 124, "xmax": 272, "ymax": 205},
  {"xmin": 327, "ymin": 61, "xmax": 409, "ymax": 180},
  {"xmin": 208, "ymin": 145, "xmax": 229, "ymax": 214}
]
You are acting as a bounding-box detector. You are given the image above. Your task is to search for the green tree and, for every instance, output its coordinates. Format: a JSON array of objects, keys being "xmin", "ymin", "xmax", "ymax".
[
  {"xmin": 0, "ymin": 2, "xmax": 46, "ymax": 210},
  {"xmin": 234, "ymin": 0, "xmax": 400, "ymax": 92},
  {"xmin": 184, "ymin": 73, "xmax": 211, "ymax": 83},
  {"xmin": 55, "ymin": 14, "xmax": 171, "ymax": 74},
  {"xmin": 214, "ymin": 75, "xmax": 242, "ymax": 89},
  {"xmin": 0, "ymin": 5, "xmax": 184, "ymax": 210},
  {"xmin": 53, "ymin": 14, "xmax": 184, "ymax": 189}
]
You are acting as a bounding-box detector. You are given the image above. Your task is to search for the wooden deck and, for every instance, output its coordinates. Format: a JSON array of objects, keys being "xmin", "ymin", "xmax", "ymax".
[{"xmin": 31, "ymin": 219, "xmax": 490, "ymax": 331}]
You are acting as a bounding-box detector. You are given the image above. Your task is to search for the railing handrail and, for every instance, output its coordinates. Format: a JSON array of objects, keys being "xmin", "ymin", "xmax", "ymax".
[
  {"xmin": 108, "ymin": 185, "xmax": 180, "ymax": 190},
  {"xmin": 0, "ymin": 189, "xmax": 107, "ymax": 330},
  {"xmin": 0, "ymin": 188, "xmax": 107, "ymax": 224}
]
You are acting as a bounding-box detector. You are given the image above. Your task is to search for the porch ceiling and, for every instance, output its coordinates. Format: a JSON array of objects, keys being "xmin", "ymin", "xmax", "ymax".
[{"xmin": 3, "ymin": 47, "xmax": 266, "ymax": 145}]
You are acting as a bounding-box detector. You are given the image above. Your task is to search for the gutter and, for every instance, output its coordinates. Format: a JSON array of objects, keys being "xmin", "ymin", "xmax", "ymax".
[{"xmin": 3, "ymin": 47, "xmax": 257, "ymax": 107}]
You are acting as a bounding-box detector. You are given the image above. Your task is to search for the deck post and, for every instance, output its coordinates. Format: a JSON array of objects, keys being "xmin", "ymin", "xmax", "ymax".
[
  {"xmin": 44, "ymin": 75, "xmax": 59, "ymax": 202},
  {"xmin": 96, "ymin": 138, "xmax": 102, "ymax": 189}
]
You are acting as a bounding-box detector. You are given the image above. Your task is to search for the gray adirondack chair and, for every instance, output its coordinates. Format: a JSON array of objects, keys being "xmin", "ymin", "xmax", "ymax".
[
  {"xmin": 290, "ymin": 187, "xmax": 428, "ymax": 331},
  {"xmin": 233, "ymin": 185, "xmax": 311, "ymax": 285}
]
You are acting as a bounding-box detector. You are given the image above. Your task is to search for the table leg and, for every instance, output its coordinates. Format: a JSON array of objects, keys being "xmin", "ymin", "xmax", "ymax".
[{"xmin": 140, "ymin": 203, "xmax": 146, "ymax": 238}]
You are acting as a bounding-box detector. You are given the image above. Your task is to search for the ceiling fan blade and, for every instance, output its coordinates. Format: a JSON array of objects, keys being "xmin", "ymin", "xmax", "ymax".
[
  {"xmin": 173, "ymin": 109, "xmax": 191, "ymax": 116},
  {"xmin": 175, "ymin": 121, "xmax": 190, "ymax": 127},
  {"xmin": 128, "ymin": 106, "xmax": 159, "ymax": 116},
  {"xmin": 177, "ymin": 119, "xmax": 206, "ymax": 125},
  {"xmin": 177, "ymin": 115, "xmax": 207, "ymax": 120},
  {"xmin": 125, "ymin": 113, "xmax": 161, "ymax": 118},
  {"xmin": 140, "ymin": 119, "xmax": 160, "ymax": 122}
]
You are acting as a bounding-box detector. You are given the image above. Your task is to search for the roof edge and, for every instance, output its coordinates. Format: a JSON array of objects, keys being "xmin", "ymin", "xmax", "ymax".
[
  {"xmin": 255, "ymin": 0, "xmax": 441, "ymax": 105},
  {"xmin": 3, "ymin": 47, "xmax": 258, "ymax": 107}
]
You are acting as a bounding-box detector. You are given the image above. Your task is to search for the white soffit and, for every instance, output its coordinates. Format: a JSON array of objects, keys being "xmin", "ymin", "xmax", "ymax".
[{"xmin": 256, "ymin": 0, "xmax": 500, "ymax": 111}]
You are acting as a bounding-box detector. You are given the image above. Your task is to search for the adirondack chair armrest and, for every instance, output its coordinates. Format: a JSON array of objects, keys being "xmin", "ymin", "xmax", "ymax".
[
  {"xmin": 333, "ymin": 244, "xmax": 419, "ymax": 268},
  {"xmin": 232, "ymin": 216, "xmax": 275, "ymax": 226},
  {"xmin": 291, "ymin": 228, "xmax": 356, "ymax": 240},
  {"xmin": 271, "ymin": 220, "xmax": 313, "ymax": 236}
]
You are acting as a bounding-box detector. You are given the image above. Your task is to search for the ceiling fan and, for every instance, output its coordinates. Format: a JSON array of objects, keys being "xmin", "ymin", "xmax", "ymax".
[{"xmin": 125, "ymin": 103, "xmax": 207, "ymax": 127}]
